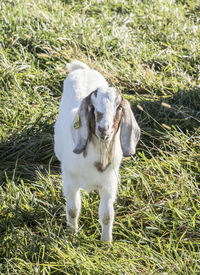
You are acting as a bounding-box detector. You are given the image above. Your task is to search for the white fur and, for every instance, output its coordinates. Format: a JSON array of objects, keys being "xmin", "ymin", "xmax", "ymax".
[{"xmin": 54, "ymin": 61, "xmax": 135, "ymax": 242}]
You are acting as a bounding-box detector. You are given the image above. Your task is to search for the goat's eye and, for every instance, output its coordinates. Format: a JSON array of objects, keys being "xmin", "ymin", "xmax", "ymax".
[{"xmin": 96, "ymin": 111, "xmax": 103, "ymax": 122}]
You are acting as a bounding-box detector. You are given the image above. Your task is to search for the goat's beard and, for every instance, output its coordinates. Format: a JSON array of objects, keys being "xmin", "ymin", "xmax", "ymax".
[
  {"xmin": 88, "ymin": 112, "xmax": 121, "ymax": 172},
  {"xmin": 92, "ymin": 131, "xmax": 117, "ymax": 172}
]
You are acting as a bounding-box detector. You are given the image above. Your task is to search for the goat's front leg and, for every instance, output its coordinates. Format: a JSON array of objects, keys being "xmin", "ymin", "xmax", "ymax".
[
  {"xmin": 99, "ymin": 189, "xmax": 116, "ymax": 243},
  {"xmin": 65, "ymin": 189, "xmax": 81, "ymax": 233},
  {"xmin": 62, "ymin": 175, "xmax": 81, "ymax": 233}
]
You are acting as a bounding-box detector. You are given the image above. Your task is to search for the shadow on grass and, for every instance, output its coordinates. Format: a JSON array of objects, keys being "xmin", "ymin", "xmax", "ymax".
[
  {"xmin": 0, "ymin": 124, "xmax": 59, "ymax": 184},
  {"xmin": 0, "ymin": 87, "xmax": 199, "ymax": 184},
  {"xmin": 133, "ymin": 87, "xmax": 200, "ymax": 155}
]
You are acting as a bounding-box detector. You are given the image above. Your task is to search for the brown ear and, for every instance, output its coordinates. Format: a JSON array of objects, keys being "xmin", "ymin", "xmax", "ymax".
[
  {"xmin": 120, "ymin": 98, "xmax": 140, "ymax": 157},
  {"xmin": 73, "ymin": 97, "xmax": 90, "ymax": 154}
]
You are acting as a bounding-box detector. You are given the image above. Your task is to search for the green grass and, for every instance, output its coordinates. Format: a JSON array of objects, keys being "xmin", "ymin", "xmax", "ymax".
[{"xmin": 0, "ymin": 0, "xmax": 200, "ymax": 274}]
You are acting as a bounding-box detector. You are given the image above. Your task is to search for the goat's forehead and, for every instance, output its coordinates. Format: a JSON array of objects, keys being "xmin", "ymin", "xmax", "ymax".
[{"xmin": 91, "ymin": 88, "xmax": 116, "ymax": 110}]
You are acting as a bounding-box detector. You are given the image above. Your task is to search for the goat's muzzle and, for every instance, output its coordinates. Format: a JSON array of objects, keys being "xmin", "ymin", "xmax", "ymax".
[{"xmin": 97, "ymin": 126, "xmax": 114, "ymax": 141}]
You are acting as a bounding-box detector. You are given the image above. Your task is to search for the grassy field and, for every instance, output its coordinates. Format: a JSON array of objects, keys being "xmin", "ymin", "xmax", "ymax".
[{"xmin": 0, "ymin": 0, "xmax": 200, "ymax": 274}]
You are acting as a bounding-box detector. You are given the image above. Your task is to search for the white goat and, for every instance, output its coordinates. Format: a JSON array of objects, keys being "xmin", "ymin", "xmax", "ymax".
[{"xmin": 54, "ymin": 61, "xmax": 140, "ymax": 242}]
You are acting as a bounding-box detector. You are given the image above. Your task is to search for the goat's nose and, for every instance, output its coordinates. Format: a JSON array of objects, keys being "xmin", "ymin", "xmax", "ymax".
[{"xmin": 98, "ymin": 126, "xmax": 108, "ymax": 134}]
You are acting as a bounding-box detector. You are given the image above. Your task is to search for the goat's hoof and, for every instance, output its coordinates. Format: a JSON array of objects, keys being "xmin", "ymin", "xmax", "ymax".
[
  {"xmin": 101, "ymin": 240, "xmax": 112, "ymax": 248},
  {"xmin": 66, "ymin": 225, "xmax": 77, "ymax": 235}
]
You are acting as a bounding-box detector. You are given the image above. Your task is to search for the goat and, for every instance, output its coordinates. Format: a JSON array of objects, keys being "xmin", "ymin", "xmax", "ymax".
[{"xmin": 54, "ymin": 60, "xmax": 140, "ymax": 242}]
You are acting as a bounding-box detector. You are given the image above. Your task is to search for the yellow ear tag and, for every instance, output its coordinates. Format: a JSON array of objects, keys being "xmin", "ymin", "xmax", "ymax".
[{"xmin": 74, "ymin": 113, "xmax": 80, "ymax": 129}]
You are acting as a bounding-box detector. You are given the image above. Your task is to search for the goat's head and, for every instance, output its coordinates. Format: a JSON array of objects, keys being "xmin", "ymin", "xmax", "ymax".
[{"xmin": 73, "ymin": 87, "xmax": 140, "ymax": 157}]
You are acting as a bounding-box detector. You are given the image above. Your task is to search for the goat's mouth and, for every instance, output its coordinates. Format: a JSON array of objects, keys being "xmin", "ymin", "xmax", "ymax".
[
  {"xmin": 96, "ymin": 132, "xmax": 112, "ymax": 142},
  {"xmin": 96, "ymin": 128, "xmax": 114, "ymax": 142},
  {"xmin": 100, "ymin": 135, "xmax": 110, "ymax": 141}
]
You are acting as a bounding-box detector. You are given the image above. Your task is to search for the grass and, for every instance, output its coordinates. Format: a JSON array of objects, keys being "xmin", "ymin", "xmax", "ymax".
[{"xmin": 0, "ymin": 0, "xmax": 200, "ymax": 274}]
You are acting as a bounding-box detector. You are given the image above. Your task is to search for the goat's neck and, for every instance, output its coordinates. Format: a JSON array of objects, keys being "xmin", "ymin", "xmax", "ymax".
[{"xmin": 92, "ymin": 135, "xmax": 116, "ymax": 172}]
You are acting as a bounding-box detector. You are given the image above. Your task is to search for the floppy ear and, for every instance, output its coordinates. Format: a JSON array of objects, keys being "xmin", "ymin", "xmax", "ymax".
[
  {"xmin": 73, "ymin": 97, "xmax": 90, "ymax": 154},
  {"xmin": 120, "ymin": 98, "xmax": 140, "ymax": 157}
]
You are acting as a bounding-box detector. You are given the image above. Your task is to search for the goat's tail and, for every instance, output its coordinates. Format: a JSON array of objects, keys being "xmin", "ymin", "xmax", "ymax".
[{"xmin": 66, "ymin": 60, "xmax": 90, "ymax": 73}]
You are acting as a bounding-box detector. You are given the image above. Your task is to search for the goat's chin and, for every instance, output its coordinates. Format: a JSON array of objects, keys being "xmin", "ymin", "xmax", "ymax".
[{"xmin": 96, "ymin": 134, "xmax": 113, "ymax": 143}]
